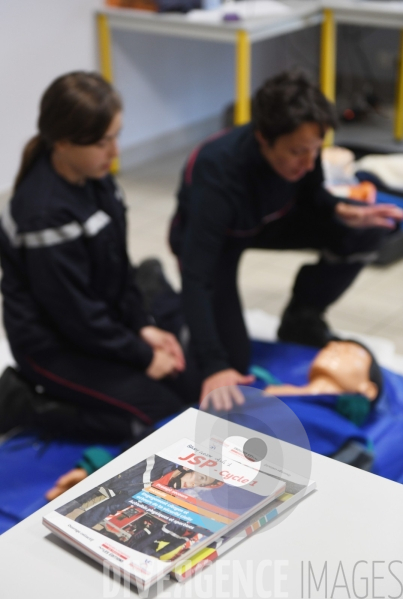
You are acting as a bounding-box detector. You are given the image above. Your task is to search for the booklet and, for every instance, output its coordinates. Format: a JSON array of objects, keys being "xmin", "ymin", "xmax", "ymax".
[
  {"xmin": 171, "ymin": 463, "xmax": 315, "ymax": 582},
  {"xmin": 43, "ymin": 437, "xmax": 286, "ymax": 591}
]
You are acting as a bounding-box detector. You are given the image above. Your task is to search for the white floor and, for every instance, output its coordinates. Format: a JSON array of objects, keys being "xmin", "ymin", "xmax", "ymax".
[{"xmin": 0, "ymin": 147, "xmax": 402, "ymax": 373}]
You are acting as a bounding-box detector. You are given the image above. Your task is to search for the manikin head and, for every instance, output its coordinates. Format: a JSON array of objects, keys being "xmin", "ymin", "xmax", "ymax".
[
  {"xmin": 253, "ymin": 71, "xmax": 337, "ymax": 182},
  {"xmin": 309, "ymin": 340, "xmax": 383, "ymax": 401}
]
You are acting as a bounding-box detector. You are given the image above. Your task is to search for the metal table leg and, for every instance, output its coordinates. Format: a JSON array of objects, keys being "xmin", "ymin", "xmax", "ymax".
[
  {"xmin": 394, "ymin": 29, "xmax": 403, "ymax": 141},
  {"xmin": 320, "ymin": 9, "xmax": 336, "ymax": 146},
  {"xmin": 234, "ymin": 30, "xmax": 251, "ymax": 126},
  {"xmin": 97, "ymin": 14, "xmax": 120, "ymax": 173}
]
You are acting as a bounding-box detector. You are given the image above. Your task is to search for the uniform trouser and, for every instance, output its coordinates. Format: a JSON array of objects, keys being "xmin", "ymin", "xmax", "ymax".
[
  {"xmin": 15, "ymin": 290, "xmax": 202, "ymax": 439},
  {"xmin": 17, "ymin": 347, "xmax": 198, "ymax": 427},
  {"xmin": 172, "ymin": 205, "xmax": 389, "ymax": 375}
]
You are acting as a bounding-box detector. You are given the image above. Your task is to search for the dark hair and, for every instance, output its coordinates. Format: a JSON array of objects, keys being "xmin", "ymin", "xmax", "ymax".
[
  {"xmin": 14, "ymin": 71, "xmax": 122, "ymax": 191},
  {"xmin": 253, "ymin": 70, "xmax": 337, "ymax": 144},
  {"xmin": 333, "ymin": 338, "xmax": 384, "ymax": 401},
  {"xmin": 168, "ymin": 467, "xmax": 187, "ymax": 489},
  {"xmin": 168, "ymin": 467, "xmax": 222, "ymax": 489}
]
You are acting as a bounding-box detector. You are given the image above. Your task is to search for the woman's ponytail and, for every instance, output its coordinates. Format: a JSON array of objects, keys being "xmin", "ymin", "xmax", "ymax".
[{"xmin": 13, "ymin": 134, "xmax": 48, "ymax": 192}]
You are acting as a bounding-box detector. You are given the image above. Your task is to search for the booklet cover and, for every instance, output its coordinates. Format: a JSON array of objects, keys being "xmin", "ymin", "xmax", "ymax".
[
  {"xmin": 171, "ymin": 452, "xmax": 315, "ymax": 582},
  {"xmin": 43, "ymin": 437, "xmax": 285, "ymax": 591}
]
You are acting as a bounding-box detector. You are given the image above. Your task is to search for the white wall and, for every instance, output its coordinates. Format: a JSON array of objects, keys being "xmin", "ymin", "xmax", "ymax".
[
  {"xmin": 0, "ymin": 0, "xmax": 321, "ymax": 193},
  {"xmin": 114, "ymin": 30, "xmax": 233, "ymax": 150},
  {"xmin": 113, "ymin": 25, "xmax": 320, "ymax": 161},
  {"xmin": 0, "ymin": 0, "xmax": 400, "ymax": 194},
  {"xmin": 0, "ymin": 0, "xmax": 100, "ymax": 193}
]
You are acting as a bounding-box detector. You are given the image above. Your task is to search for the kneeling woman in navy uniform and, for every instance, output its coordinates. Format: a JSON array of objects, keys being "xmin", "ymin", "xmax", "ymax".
[{"xmin": 0, "ymin": 72, "xmax": 199, "ymax": 439}]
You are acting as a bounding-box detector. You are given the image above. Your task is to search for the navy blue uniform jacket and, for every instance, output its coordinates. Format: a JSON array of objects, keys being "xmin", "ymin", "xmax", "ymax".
[
  {"xmin": 0, "ymin": 153, "xmax": 153, "ymax": 369},
  {"xmin": 171, "ymin": 124, "xmax": 339, "ymax": 376}
]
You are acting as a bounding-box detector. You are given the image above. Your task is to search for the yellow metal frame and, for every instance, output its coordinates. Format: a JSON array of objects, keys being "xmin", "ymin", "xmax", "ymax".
[
  {"xmin": 320, "ymin": 9, "xmax": 336, "ymax": 146},
  {"xmin": 394, "ymin": 29, "xmax": 403, "ymax": 141},
  {"xmin": 97, "ymin": 14, "xmax": 120, "ymax": 173},
  {"xmin": 234, "ymin": 30, "xmax": 251, "ymax": 125}
]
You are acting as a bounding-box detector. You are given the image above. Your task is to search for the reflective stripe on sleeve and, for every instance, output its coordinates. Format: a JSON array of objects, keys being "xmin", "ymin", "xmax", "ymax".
[
  {"xmin": 82, "ymin": 210, "xmax": 111, "ymax": 238},
  {"xmin": 1, "ymin": 203, "xmax": 111, "ymax": 248}
]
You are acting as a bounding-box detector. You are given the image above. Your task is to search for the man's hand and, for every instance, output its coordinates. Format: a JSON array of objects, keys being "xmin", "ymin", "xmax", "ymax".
[
  {"xmin": 140, "ymin": 325, "xmax": 185, "ymax": 372},
  {"xmin": 200, "ymin": 369, "xmax": 255, "ymax": 411},
  {"xmin": 45, "ymin": 468, "xmax": 88, "ymax": 501},
  {"xmin": 146, "ymin": 348, "xmax": 179, "ymax": 380},
  {"xmin": 335, "ymin": 202, "xmax": 403, "ymax": 229}
]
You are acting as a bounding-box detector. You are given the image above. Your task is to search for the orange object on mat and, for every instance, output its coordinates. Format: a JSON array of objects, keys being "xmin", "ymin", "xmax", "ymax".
[
  {"xmin": 327, "ymin": 181, "xmax": 377, "ymax": 205},
  {"xmin": 348, "ymin": 182, "xmax": 377, "ymax": 204}
]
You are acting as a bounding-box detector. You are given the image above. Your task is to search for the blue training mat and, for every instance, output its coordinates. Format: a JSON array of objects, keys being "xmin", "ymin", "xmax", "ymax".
[
  {"xmin": 1, "ymin": 339, "xmax": 403, "ymax": 535},
  {"xmin": 250, "ymin": 340, "xmax": 403, "ymax": 484},
  {"xmin": 376, "ymin": 191, "xmax": 403, "ymax": 230},
  {"xmin": 0, "ymin": 436, "xmax": 121, "ymax": 535}
]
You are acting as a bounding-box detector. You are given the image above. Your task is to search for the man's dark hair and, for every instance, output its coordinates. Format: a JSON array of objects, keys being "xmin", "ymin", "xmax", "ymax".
[{"xmin": 253, "ymin": 70, "xmax": 337, "ymax": 144}]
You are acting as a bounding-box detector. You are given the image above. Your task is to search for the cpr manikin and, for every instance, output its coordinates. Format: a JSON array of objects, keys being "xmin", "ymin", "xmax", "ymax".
[{"xmin": 265, "ymin": 340, "xmax": 381, "ymax": 401}]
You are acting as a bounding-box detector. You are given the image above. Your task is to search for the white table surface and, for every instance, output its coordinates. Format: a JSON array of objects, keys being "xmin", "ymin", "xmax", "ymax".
[
  {"xmin": 98, "ymin": 1, "xmax": 322, "ymax": 44},
  {"xmin": 99, "ymin": 1, "xmax": 403, "ymax": 44},
  {"xmin": 1, "ymin": 407, "xmax": 403, "ymax": 598},
  {"xmin": 323, "ymin": 0, "xmax": 403, "ymax": 29}
]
